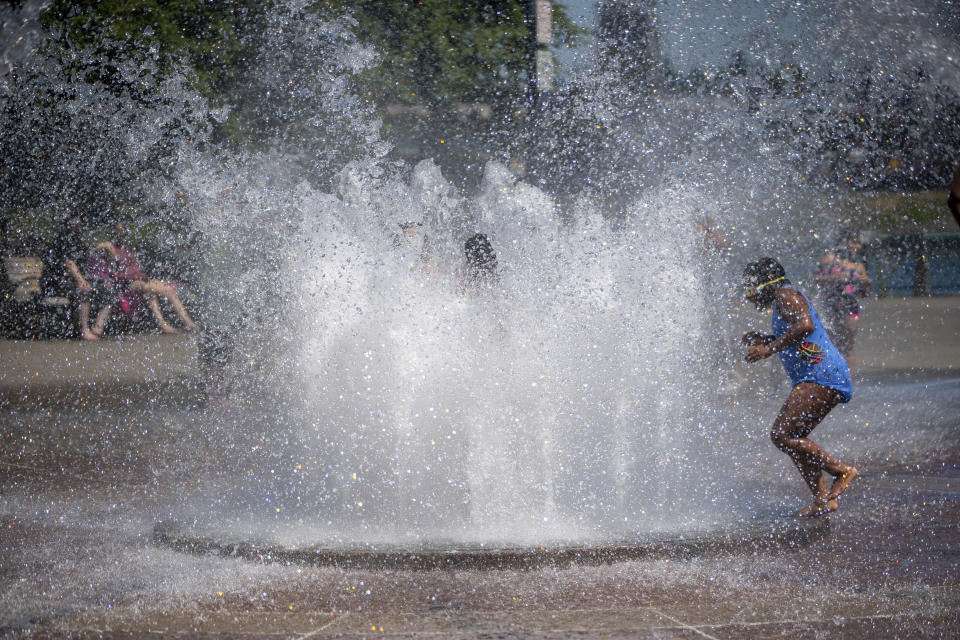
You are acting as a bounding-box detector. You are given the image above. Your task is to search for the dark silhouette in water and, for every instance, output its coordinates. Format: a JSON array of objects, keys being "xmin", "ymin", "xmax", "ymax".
[{"xmin": 459, "ymin": 232, "xmax": 499, "ymax": 293}]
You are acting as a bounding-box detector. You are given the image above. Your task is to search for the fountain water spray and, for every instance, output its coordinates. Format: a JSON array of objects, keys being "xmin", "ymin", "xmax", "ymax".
[{"xmin": 4, "ymin": 0, "xmax": 958, "ymax": 551}]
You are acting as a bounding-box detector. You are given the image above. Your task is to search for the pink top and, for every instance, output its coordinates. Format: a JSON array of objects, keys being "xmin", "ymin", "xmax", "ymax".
[{"xmin": 112, "ymin": 246, "xmax": 146, "ymax": 282}]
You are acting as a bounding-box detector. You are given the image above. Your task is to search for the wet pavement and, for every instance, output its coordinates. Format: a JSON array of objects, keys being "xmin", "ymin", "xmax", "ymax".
[
  {"xmin": 1, "ymin": 336, "xmax": 958, "ymax": 639},
  {"xmin": 0, "ymin": 334, "xmax": 200, "ymax": 409},
  {"xmin": 1, "ymin": 455, "xmax": 958, "ymax": 639}
]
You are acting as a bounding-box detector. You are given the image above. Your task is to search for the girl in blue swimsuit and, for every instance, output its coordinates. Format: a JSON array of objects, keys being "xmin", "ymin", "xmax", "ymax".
[{"xmin": 742, "ymin": 258, "xmax": 858, "ymax": 517}]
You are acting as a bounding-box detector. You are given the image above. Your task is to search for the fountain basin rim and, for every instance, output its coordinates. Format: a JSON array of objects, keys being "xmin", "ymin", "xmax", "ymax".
[{"xmin": 152, "ymin": 518, "xmax": 828, "ymax": 570}]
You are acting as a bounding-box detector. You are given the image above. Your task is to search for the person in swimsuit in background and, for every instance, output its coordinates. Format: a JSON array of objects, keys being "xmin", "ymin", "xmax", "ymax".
[
  {"xmin": 393, "ymin": 221, "xmax": 436, "ymax": 275},
  {"xmin": 813, "ymin": 231, "xmax": 870, "ymax": 368},
  {"xmin": 742, "ymin": 257, "xmax": 858, "ymax": 516}
]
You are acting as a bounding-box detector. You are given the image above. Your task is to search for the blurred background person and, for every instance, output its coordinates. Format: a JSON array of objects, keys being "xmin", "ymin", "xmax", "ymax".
[
  {"xmin": 948, "ymin": 164, "xmax": 960, "ymax": 228},
  {"xmin": 392, "ymin": 221, "xmax": 436, "ymax": 274},
  {"xmin": 94, "ymin": 223, "xmax": 199, "ymax": 334},
  {"xmin": 813, "ymin": 230, "xmax": 870, "ymax": 369},
  {"xmin": 40, "ymin": 216, "xmax": 113, "ymax": 340}
]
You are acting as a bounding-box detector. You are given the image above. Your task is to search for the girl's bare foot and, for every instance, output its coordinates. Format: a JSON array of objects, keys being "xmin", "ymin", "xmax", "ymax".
[
  {"xmin": 798, "ymin": 499, "xmax": 838, "ymax": 517},
  {"xmin": 826, "ymin": 466, "xmax": 858, "ymax": 501},
  {"xmin": 81, "ymin": 329, "xmax": 100, "ymax": 341},
  {"xmin": 160, "ymin": 324, "xmax": 181, "ymax": 335}
]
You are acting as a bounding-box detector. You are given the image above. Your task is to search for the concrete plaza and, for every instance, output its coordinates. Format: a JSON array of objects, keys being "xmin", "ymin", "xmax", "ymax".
[{"xmin": 1, "ymin": 296, "xmax": 958, "ymax": 639}]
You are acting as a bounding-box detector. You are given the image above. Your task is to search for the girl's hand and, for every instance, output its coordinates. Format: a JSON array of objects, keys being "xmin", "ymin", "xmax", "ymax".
[
  {"xmin": 742, "ymin": 331, "xmax": 769, "ymax": 346},
  {"xmin": 745, "ymin": 343, "xmax": 773, "ymax": 362}
]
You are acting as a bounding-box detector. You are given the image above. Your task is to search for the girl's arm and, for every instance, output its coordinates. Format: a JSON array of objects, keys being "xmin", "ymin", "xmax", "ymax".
[
  {"xmin": 745, "ymin": 289, "xmax": 814, "ymax": 362},
  {"xmin": 767, "ymin": 288, "xmax": 814, "ymax": 354}
]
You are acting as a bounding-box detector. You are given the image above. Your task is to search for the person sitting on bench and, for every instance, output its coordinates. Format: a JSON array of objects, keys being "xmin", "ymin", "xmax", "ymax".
[
  {"xmin": 40, "ymin": 216, "xmax": 114, "ymax": 341},
  {"xmin": 92, "ymin": 223, "xmax": 199, "ymax": 334}
]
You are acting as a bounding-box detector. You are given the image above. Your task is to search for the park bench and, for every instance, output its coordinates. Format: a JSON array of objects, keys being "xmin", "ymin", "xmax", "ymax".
[
  {"xmin": 4, "ymin": 256, "xmax": 43, "ymax": 302},
  {"xmin": 1, "ymin": 256, "xmax": 73, "ymax": 338},
  {"xmin": 0, "ymin": 255, "xmax": 199, "ymax": 339}
]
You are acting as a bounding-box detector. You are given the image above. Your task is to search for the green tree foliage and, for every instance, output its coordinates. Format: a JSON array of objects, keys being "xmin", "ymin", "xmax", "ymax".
[
  {"xmin": 40, "ymin": 1, "xmax": 582, "ymax": 139},
  {"xmin": 40, "ymin": 0, "xmax": 268, "ymax": 106},
  {"xmin": 1, "ymin": 0, "xmax": 380, "ymax": 256},
  {"xmin": 318, "ymin": 0, "xmax": 582, "ymax": 109},
  {"xmin": 310, "ymin": 1, "xmax": 584, "ymax": 188},
  {"xmin": 0, "ymin": 20, "xmax": 209, "ymax": 225},
  {"xmin": 7, "ymin": 1, "xmax": 379, "ymax": 195},
  {"xmin": 26, "ymin": 0, "xmax": 583, "ymax": 193}
]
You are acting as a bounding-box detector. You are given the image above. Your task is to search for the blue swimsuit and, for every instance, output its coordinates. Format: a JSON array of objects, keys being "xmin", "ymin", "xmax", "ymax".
[{"xmin": 772, "ymin": 286, "xmax": 853, "ymax": 403}]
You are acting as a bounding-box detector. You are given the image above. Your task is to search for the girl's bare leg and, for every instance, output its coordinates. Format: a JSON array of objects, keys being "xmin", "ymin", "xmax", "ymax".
[
  {"xmin": 144, "ymin": 291, "xmax": 179, "ymax": 334},
  {"xmin": 153, "ymin": 299, "xmax": 179, "ymax": 334},
  {"xmin": 771, "ymin": 382, "xmax": 858, "ymax": 515},
  {"xmin": 162, "ymin": 282, "xmax": 199, "ymax": 331}
]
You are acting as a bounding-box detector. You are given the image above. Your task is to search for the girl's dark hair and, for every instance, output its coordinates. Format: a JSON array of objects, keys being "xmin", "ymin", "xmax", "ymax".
[
  {"xmin": 743, "ymin": 257, "xmax": 787, "ymax": 286},
  {"xmin": 743, "ymin": 257, "xmax": 789, "ymax": 306}
]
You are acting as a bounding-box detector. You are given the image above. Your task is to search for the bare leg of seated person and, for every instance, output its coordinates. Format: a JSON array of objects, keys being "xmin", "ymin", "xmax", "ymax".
[
  {"xmin": 148, "ymin": 279, "xmax": 200, "ymax": 332},
  {"xmin": 78, "ymin": 300, "xmax": 99, "ymax": 341},
  {"xmin": 129, "ymin": 281, "xmax": 178, "ymax": 333},
  {"xmin": 147, "ymin": 293, "xmax": 180, "ymax": 334},
  {"xmin": 89, "ymin": 306, "xmax": 112, "ymax": 338},
  {"xmin": 130, "ymin": 280, "xmax": 199, "ymax": 333},
  {"xmin": 771, "ymin": 382, "xmax": 858, "ymax": 516}
]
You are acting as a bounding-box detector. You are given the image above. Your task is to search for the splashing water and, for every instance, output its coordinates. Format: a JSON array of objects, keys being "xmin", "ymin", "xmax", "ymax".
[
  {"xmin": 181, "ymin": 157, "xmax": 718, "ymax": 547},
  {"xmin": 161, "ymin": 2, "xmax": 959, "ymax": 547},
  {"xmin": 4, "ymin": 0, "xmax": 959, "ymax": 550}
]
